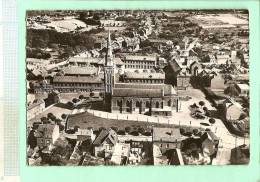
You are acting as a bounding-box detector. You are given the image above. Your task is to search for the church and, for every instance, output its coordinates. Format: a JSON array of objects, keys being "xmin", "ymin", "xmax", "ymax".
[{"xmin": 103, "ymin": 31, "xmax": 179, "ymax": 116}]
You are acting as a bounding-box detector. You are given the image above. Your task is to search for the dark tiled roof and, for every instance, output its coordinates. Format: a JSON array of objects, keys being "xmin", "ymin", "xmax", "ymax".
[
  {"xmin": 114, "ymin": 83, "xmax": 176, "ymax": 95},
  {"xmin": 92, "ymin": 129, "xmax": 109, "ymax": 145},
  {"xmin": 93, "ymin": 128, "xmax": 117, "ymax": 146}
]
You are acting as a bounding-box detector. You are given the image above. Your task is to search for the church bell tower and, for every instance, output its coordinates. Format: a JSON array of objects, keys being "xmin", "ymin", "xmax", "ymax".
[{"xmin": 104, "ymin": 30, "xmax": 114, "ymax": 110}]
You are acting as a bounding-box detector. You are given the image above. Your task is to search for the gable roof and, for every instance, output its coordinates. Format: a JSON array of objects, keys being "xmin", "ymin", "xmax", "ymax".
[{"xmin": 92, "ymin": 129, "xmax": 117, "ymax": 146}]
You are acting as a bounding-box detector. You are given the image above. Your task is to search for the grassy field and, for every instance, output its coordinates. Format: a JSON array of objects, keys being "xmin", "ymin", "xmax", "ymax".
[{"xmin": 66, "ymin": 111, "xmax": 175, "ymax": 132}]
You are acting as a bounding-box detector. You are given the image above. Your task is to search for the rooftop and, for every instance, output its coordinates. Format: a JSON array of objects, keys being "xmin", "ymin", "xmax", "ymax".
[
  {"xmin": 53, "ymin": 75, "xmax": 103, "ymax": 84},
  {"xmin": 124, "ymin": 55, "xmax": 157, "ymax": 62},
  {"xmin": 62, "ymin": 66, "xmax": 98, "ymax": 75},
  {"xmin": 124, "ymin": 71, "xmax": 165, "ymax": 80},
  {"xmin": 152, "ymin": 127, "xmax": 182, "ymax": 142}
]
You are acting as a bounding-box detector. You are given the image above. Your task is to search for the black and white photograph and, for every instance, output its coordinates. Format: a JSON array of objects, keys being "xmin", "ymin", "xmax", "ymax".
[{"xmin": 26, "ymin": 10, "xmax": 249, "ymax": 166}]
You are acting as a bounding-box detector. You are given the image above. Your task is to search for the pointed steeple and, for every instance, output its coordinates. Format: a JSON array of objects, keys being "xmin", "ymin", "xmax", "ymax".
[{"xmin": 106, "ymin": 30, "xmax": 113, "ymax": 66}]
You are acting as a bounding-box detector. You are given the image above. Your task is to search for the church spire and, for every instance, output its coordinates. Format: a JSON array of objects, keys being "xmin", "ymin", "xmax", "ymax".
[{"xmin": 106, "ymin": 30, "xmax": 113, "ymax": 66}]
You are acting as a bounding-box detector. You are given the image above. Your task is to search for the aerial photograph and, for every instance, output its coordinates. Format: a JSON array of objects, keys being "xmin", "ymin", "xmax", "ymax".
[{"xmin": 26, "ymin": 10, "xmax": 249, "ymax": 166}]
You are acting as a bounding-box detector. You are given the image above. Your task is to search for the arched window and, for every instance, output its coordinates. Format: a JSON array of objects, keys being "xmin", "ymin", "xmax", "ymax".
[
  {"xmin": 136, "ymin": 101, "xmax": 140, "ymax": 107},
  {"xmin": 156, "ymin": 102, "xmax": 159, "ymax": 108},
  {"xmin": 161, "ymin": 102, "xmax": 163, "ymax": 109},
  {"xmin": 168, "ymin": 100, "xmax": 172, "ymax": 107},
  {"xmin": 146, "ymin": 101, "xmax": 150, "ymax": 108}
]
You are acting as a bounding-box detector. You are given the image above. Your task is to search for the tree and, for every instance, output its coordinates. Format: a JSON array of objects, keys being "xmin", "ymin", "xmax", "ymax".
[
  {"xmin": 224, "ymin": 84, "xmax": 239, "ymax": 97},
  {"xmin": 203, "ymin": 107, "xmax": 208, "ymax": 112},
  {"xmin": 125, "ymin": 126, "xmax": 131, "ymax": 133},
  {"xmin": 180, "ymin": 128, "xmax": 185, "ymax": 135},
  {"xmin": 199, "ymin": 101, "xmax": 205, "ymax": 107},
  {"xmin": 192, "ymin": 129, "xmax": 199, "ymax": 135},
  {"xmin": 61, "ymin": 114, "xmax": 67, "ymax": 120},
  {"xmin": 59, "ymin": 124, "xmax": 65, "ymax": 132},
  {"xmin": 55, "ymin": 119, "xmax": 62, "ymax": 125},
  {"xmin": 72, "ymin": 98, "xmax": 78, "ymax": 103},
  {"xmin": 47, "ymin": 113, "xmax": 54, "ymax": 119},
  {"xmin": 67, "ymin": 101, "xmax": 74, "ymax": 108},
  {"xmin": 138, "ymin": 127, "xmax": 145, "ymax": 134},
  {"xmin": 74, "ymin": 126, "xmax": 80, "ymax": 132},
  {"xmin": 27, "ymin": 130, "xmax": 37, "ymax": 149},
  {"xmin": 117, "ymin": 130, "xmax": 125, "ymax": 135},
  {"xmin": 209, "ymin": 118, "xmax": 216, "ymax": 125},
  {"xmin": 79, "ymin": 95, "xmax": 84, "ymax": 100},
  {"xmin": 40, "ymin": 117, "xmax": 48, "ymax": 123}
]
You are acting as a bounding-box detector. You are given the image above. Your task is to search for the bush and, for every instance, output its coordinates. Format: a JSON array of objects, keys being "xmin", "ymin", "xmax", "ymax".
[
  {"xmin": 180, "ymin": 128, "xmax": 185, "ymax": 135},
  {"xmin": 61, "ymin": 114, "xmax": 67, "ymax": 120},
  {"xmin": 209, "ymin": 118, "xmax": 216, "ymax": 124},
  {"xmin": 192, "ymin": 129, "xmax": 199, "ymax": 135},
  {"xmin": 79, "ymin": 95, "xmax": 84, "ymax": 100},
  {"xmin": 138, "ymin": 127, "xmax": 145, "ymax": 134},
  {"xmin": 199, "ymin": 101, "xmax": 205, "ymax": 107},
  {"xmin": 143, "ymin": 131, "xmax": 152, "ymax": 136},
  {"xmin": 72, "ymin": 98, "xmax": 78, "ymax": 103},
  {"xmin": 130, "ymin": 131, "xmax": 139, "ymax": 136},
  {"xmin": 117, "ymin": 130, "xmax": 126, "ymax": 135},
  {"xmin": 125, "ymin": 126, "xmax": 131, "ymax": 133}
]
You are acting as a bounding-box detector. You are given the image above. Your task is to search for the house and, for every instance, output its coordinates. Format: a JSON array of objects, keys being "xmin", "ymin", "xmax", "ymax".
[
  {"xmin": 200, "ymin": 131, "xmax": 219, "ymax": 156},
  {"xmin": 210, "ymin": 74, "xmax": 225, "ymax": 93},
  {"xmin": 152, "ymin": 127, "xmax": 183, "ymax": 154},
  {"xmin": 92, "ymin": 128, "xmax": 118, "ymax": 158},
  {"xmin": 27, "ymin": 99, "xmax": 45, "ymax": 120},
  {"xmin": 110, "ymin": 143, "xmax": 130, "ymax": 165},
  {"xmin": 34, "ymin": 124, "xmax": 60, "ymax": 149},
  {"xmin": 235, "ymin": 83, "xmax": 249, "ymax": 97},
  {"xmin": 75, "ymin": 128, "xmax": 95, "ymax": 142}
]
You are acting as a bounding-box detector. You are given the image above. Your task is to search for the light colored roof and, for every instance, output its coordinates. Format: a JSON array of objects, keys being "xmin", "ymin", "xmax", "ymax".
[
  {"xmin": 152, "ymin": 127, "xmax": 182, "ymax": 142},
  {"xmin": 124, "ymin": 72, "xmax": 165, "ymax": 80},
  {"xmin": 124, "ymin": 55, "xmax": 157, "ymax": 62},
  {"xmin": 68, "ymin": 57, "xmax": 123, "ymax": 65},
  {"xmin": 236, "ymin": 83, "xmax": 249, "ymax": 90},
  {"xmin": 62, "ymin": 66, "xmax": 98, "ymax": 75},
  {"xmin": 53, "ymin": 76, "xmax": 102, "ymax": 83}
]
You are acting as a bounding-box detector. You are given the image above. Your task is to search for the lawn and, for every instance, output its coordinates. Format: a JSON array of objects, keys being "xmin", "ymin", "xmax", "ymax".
[{"xmin": 66, "ymin": 111, "xmax": 175, "ymax": 132}]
